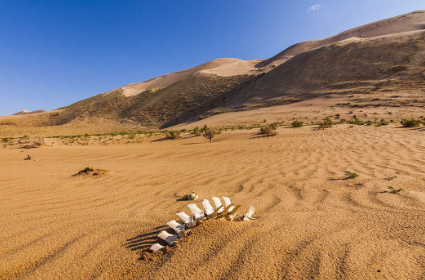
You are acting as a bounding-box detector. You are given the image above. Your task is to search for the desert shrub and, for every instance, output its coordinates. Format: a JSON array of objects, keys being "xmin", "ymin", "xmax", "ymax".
[
  {"xmin": 349, "ymin": 118, "xmax": 365, "ymax": 125},
  {"xmin": 203, "ymin": 128, "xmax": 218, "ymax": 143},
  {"xmin": 318, "ymin": 118, "xmax": 333, "ymax": 129},
  {"xmin": 165, "ymin": 130, "xmax": 181, "ymax": 140},
  {"xmin": 201, "ymin": 124, "xmax": 209, "ymax": 132},
  {"xmin": 2, "ymin": 138, "xmax": 13, "ymax": 143},
  {"xmin": 17, "ymin": 135, "xmax": 45, "ymax": 149},
  {"xmin": 291, "ymin": 120, "xmax": 303, "ymax": 128},
  {"xmin": 345, "ymin": 171, "xmax": 358, "ymax": 179},
  {"xmin": 193, "ymin": 127, "xmax": 201, "ymax": 136},
  {"xmin": 387, "ymin": 186, "xmax": 402, "ymax": 194},
  {"xmin": 401, "ymin": 118, "xmax": 420, "ymax": 127},
  {"xmin": 376, "ymin": 119, "xmax": 388, "ymax": 126},
  {"xmin": 260, "ymin": 123, "xmax": 277, "ymax": 136},
  {"xmin": 385, "ymin": 175, "xmax": 398, "ymax": 181}
]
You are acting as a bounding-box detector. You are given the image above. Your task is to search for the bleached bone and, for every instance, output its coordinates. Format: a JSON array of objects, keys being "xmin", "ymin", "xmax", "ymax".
[
  {"xmin": 158, "ymin": 230, "xmax": 178, "ymax": 246},
  {"xmin": 176, "ymin": 212, "xmax": 192, "ymax": 223},
  {"xmin": 222, "ymin": 196, "xmax": 235, "ymax": 212},
  {"xmin": 212, "ymin": 197, "xmax": 224, "ymax": 213},
  {"xmin": 202, "ymin": 199, "xmax": 215, "ymax": 216},
  {"xmin": 176, "ymin": 212, "xmax": 196, "ymax": 228},
  {"xmin": 187, "ymin": 204, "xmax": 205, "ymax": 221},
  {"xmin": 243, "ymin": 206, "xmax": 255, "ymax": 221},
  {"xmin": 149, "ymin": 243, "xmax": 165, "ymax": 252},
  {"xmin": 167, "ymin": 220, "xmax": 185, "ymax": 237}
]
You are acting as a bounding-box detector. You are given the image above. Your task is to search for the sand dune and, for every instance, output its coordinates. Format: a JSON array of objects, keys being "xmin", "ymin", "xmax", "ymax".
[
  {"xmin": 1, "ymin": 125, "xmax": 425, "ymax": 279},
  {"xmin": 105, "ymin": 58, "xmax": 264, "ymax": 97},
  {"xmin": 258, "ymin": 10, "xmax": 425, "ymax": 68}
]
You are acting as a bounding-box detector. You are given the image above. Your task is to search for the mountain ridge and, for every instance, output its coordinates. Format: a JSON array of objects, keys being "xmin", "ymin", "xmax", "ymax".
[{"xmin": 7, "ymin": 10, "xmax": 425, "ymax": 128}]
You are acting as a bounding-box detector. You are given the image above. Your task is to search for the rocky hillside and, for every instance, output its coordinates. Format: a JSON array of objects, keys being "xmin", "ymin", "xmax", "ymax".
[{"xmin": 21, "ymin": 10, "xmax": 425, "ymax": 128}]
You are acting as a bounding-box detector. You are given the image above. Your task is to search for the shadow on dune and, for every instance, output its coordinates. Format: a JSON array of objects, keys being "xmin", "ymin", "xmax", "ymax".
[
  {"xmin": 330, "ymin": 178, "xmax": 351, "ymax": 181},
  {"xmin": 150, "ymin": 138, "xmax": 168, "ymax": 143},
  {"xmin": 249, "ymin": 134, "xmax": 270, "ymax": 140},
  {"xmin": 124, "ymin": 226, "xmax": 170, "ymax": 254}
]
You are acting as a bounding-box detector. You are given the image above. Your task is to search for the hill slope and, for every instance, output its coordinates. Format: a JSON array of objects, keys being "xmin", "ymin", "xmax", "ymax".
[{"xmin": 12, "ymin": 10, "xmax": 425, "ymax": 128}]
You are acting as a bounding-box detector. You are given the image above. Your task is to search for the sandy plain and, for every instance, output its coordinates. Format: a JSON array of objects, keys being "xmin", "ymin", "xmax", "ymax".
[{"xmin": 1, "ymin": 124, "xmax": 425, "ymax": 279}]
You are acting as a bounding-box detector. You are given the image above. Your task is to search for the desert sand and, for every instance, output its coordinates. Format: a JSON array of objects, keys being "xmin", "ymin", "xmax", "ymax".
[{"xmin": 1, "ymin": 124, "xmax": 425, "ymax": 279}]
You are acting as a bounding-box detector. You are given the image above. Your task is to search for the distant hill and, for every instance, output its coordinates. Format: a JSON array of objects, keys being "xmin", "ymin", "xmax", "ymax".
[
  {"xmin": 13, "ymin": 109, "xmax": 46, "ymax": 116},
  {"xmin": 15, "ymin": 10, "xmax": 425, "ymax": 128}
]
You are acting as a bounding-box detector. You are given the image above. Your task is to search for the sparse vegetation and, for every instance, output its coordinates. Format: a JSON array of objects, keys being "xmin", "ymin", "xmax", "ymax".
[
  {"xmin": 259, "ymin": 123, "xmax": 278, "ymax": 136},
  {"xmin": 203, "ymin": 128, "xmax": 218, "ymax": 143},
  {"xmin": 345, "ymin": 171, "xmax": 359, "ymax": 179},
  {"xmin": 2, "ymin": 137, "xmax": 13, "ymax": 143},
  {"xmin": 387, "ymin": 185, "xmax": 403, "ymax": 194},
  {"xmin": 318, "ymin": 118, "xmax": 333, "ymax": 129},
  {"xmin": 401, "ymin": 118, "xmax": 420, "ymax": 127},
  {"xmin": 165, "ymin": 130, "xmax": 181, "ymax": 140},
  {"xmin": 193, "ymin": 127, "xmax": 201, "ymax": 136},
  {"xmin": 349, "ymin": 117, "xmax": 365, "ymax": 125},
  {"xmin": 291, "ymin": 120, "xmax": 303, "ymax": 128},
  {"xmin": 376, "ymin": 119, "xmax": 388, "ymax": 126}
]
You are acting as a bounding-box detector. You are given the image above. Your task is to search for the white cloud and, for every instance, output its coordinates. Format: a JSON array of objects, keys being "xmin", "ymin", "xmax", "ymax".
[{"xmin": 307, "ymin": 4, "xmax": 322, "ymax": 13}]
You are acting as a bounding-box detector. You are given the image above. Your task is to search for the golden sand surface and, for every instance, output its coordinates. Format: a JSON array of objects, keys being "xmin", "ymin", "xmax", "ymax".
[{"xmin": 1, "ymin": 125, "xmax": 425, "ymax": 279}]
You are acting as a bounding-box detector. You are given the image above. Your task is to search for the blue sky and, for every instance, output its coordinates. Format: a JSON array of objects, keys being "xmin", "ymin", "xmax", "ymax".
[{"xmin": 0, "ymin": 0, "xmax": 423, "ymax": 115}]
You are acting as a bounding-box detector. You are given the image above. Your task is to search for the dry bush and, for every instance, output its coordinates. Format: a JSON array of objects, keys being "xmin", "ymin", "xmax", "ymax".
[
  {"xmin": 193, "ymin": 127, "xmax": 201, "ymax": 136},
  {"xmin": 291, "ymin": 120, "xmax": 303, "ymax": 127},
  {"xmin": 318, "ymin": 118, "xmax": 333, "ymax": 130},
  {"xmin": 260, "ymin": 123, "xmax": 278, "ymax": 136},
  {"xmin": 31, "ymin": 135, "xmax": 44, "ymax": 147},
  {"xmin": 17, "ymin": 135, "xmax": 45, "ymax": 149},
  {"xmin": 203, "ymin": 128, "xmax": 218, "ymax": 143},
  {"xmin": 165, "ymin": 130, "xmax": 181, "ymax": 140}
]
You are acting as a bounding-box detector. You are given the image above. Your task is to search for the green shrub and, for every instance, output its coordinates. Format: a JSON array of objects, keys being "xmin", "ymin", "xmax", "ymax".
[
  {"xmin": 318, "ymin": 118, "xmax": 333, "ymax": 129},
  {"xmin": 345, "ymin": 171, "xmax": 358, "ymax": 179},
  {"xmin": 349, "ymin": 118, "xmax": 365, "ymax": 125},
  {"xmin": 201, "ymin": 124, "xmax": 209, "ymax": 132},
  {"xmin": 193, "ymin": 127, "xmax": 201, "ymax": 136},
  {"xmin": 401, "ymin": 119, "xmax": 420, "ymax": 127},
  {"xmin": 387, "ymin": 186, "xmax": 402, "ymax": 194},
  {"xmin": 291, "ymin": 120, "xmax": 303, "ymax": 128},
  {"xmin": 376, "ymin": 119, "xmax": 388, "ymax": 126}
]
